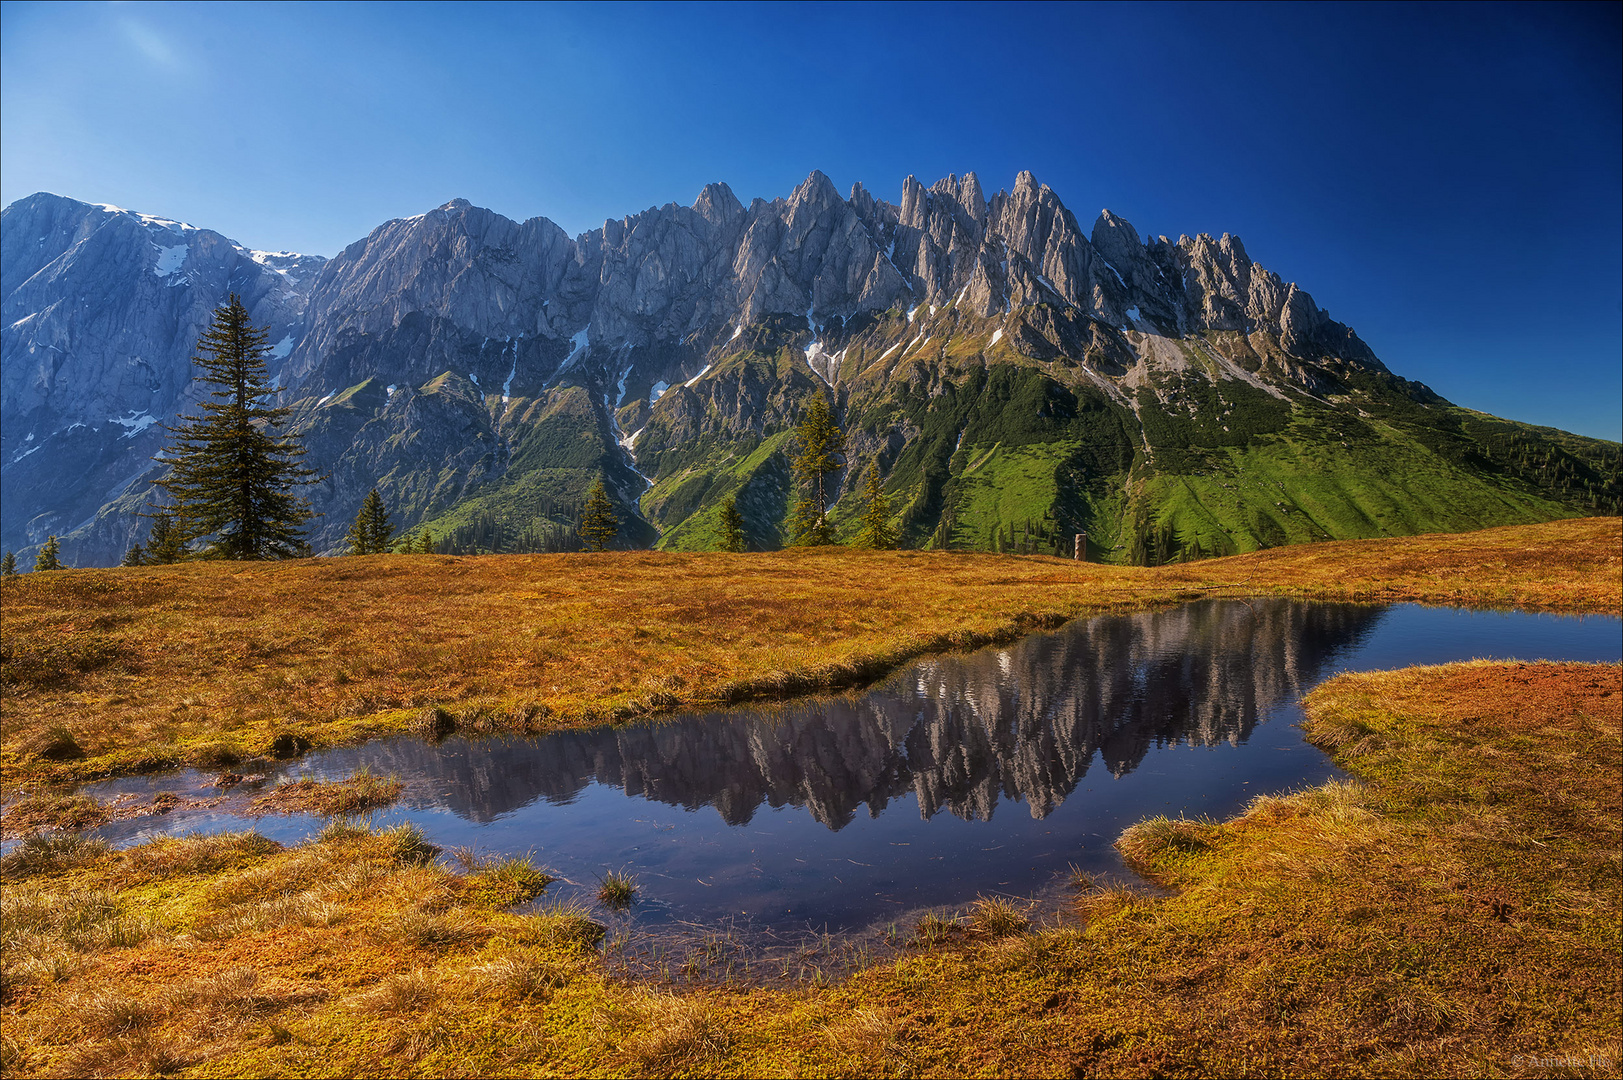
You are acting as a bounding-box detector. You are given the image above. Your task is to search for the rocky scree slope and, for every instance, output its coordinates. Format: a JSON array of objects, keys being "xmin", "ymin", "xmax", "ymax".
[{"xmin": 2, "ymin": 175, "xmax": 1617, "ymax": 566}]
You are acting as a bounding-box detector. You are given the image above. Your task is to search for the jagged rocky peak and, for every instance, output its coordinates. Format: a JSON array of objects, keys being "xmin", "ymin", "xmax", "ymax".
[
  {"xmin": 692, "ymin": 181, "xmax": 744, "ymax": 225},
  {"xmin": 7, "ymin": 170, "xmax": 1505, "ymax": 569},
  {"xmin": 290, "ymin": 195, "xmax": 578, "ymax": 382}
]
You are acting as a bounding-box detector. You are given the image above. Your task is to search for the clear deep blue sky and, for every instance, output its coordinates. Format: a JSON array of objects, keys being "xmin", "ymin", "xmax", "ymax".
[{"xmin": 3, "ymin": 1, "xmax": 1619, "ymax": 439}]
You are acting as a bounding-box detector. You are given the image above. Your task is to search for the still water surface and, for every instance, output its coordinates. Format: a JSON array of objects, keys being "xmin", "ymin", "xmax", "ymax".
[{"xmin": 86, "ymin": 599, "xmax": 1621, "ymax": 933}]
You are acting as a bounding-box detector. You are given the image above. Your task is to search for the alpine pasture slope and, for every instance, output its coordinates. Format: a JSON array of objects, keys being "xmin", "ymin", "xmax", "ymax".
[{"xmin": 2, "ymin": 517, "xmax": 1617, "ymax": 787}]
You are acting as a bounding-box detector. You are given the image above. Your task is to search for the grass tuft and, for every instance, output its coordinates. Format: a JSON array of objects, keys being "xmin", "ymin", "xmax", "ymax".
[
  {"xmin": 968, "ymin": 895, "xmax": 1030, "ymax": 938},
  {"xmin": 185, "ymin": 740, "xmax": 241, "ymax": 769},
  {"xmin": 1, "ymin": 790, "xmax": 107, "ymax": 835},
  {"xmin": 22, "ymin": 725, "xmax": 85, "ymax": 762},
  {"xmin": 618, "ymin": 992, "xmax": 732, "ymax": 1073},
  {"xmin": 382, "ymin": 823, "xmax": 440, "ymax": 865},
  {"xmin": 510, "ymin": 901, "xmax": 607, "ymax": 953},
  {"xmin": 474, "ymin": 949, "xmax": 578, "ymax": 1002},
  {"xmin": 597, "ymin": 870, "xmax": 637, "ymax": 909},
  {"xmin": 1115, "ymin": 814, "xmax": 1220, "ymax": 873},
  {"xmin": 359, "ymin": 968, "xmax": 438, "ymax": 1016},
  {"xmin": 119, "ymin": 831, "xmax": 282, "ymax": 882},
  {"xmin": 414, "ymin": 706, "xmax": 456, "ymax": 741},
  {"xmin": 463, "ymin": 856, "xmax": 553, "ymax": 908},
  {"xmin": 382, "ymin": 909, "xmax": 486, "ymax": 954},
  {"xmin": 0, "ymin": 832, "xmax": 109, "ymax": 879},
  {"xmin": 914, "ymin": 911, "xmax": 956, "ymax": 945},
  {"xmin": 248, "ymin": 769, "xmax": 403, "ymax": 817}
]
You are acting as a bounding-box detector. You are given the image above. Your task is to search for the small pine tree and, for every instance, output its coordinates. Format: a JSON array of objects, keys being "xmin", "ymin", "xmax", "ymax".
[
  {"xmin": 34, "ymin": 536, "xmax": 63, "ymax": 572},
  {"xmin": 145, "ymin": 508, "xmax": 188, "ymax": 564},
  {"xmin": 156, "ymin": 294, "xmax": 317, "ymax": 559},
  {"xmin": 578, "ymin": 479, "xmax": 619, "ymax": 552},
  {"xmin": 788, "ymin": 396, "xmax": 844, "ymax": 546},
  {"xmin": 121, "ymin": 544, "xmax": 147, "ymax": 567},
  {"xmin": 345, "ymin": 489, "xmax": 395, "ymax": 555},
  {"xmin": 2, "ymin": 552, "xmax": 16, "ymax": 576},
  {"xmin": 719, "ymin": 496, "xmax": 746, "ymax": 553},
  {"xmin": 855, "ymin": 461, "xmax": 895, "ymax": 549},
  {"xmin": 417, "ymin": 530, "xmax": 435, "ymax": 554}
]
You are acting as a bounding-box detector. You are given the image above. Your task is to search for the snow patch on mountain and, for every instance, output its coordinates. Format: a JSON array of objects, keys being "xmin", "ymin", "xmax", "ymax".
[
  {"xmin": 152, "ymin": 244, "xmax": 187, "ymax": 277},
  {"xmin": 112, "ymin": 412, "xmax": 158, "ymax": 438}
]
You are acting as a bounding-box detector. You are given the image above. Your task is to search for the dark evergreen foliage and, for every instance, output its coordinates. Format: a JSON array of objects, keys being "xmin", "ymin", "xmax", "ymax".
[
  {"xmin": 345, "ymin": 489, "xmax": 395, "ymax": 555},
  {"xmin": 120, "ymin": 544, "xmax": 147, "ymax": 567},
  {"xmin": 1, "ymin": 552, "xmax": 16, "ymax": 576},
  {"xmin": 856, "ymin": 461, "xmax": 895, "ymax": 550},
  {"xmin": 788, "ymin": 396, "xmax": 844, "ymax": 546},
  {"xmin": 719, "ymin": 496, "xmax": 747, "ymax": 552},
  {"xmin": 144, "ymin": 509, "xmax": 188, "ymax": 565},
  {"xmin": 578, "ymin": 479, "xmax": 619, "ymax": 552},
  {"xmin": 155, "ymin": 295, "xmax": 317, "ymax": 559},
  {"xmin": 33, "ymin": 536, "xmax": 63, "ymax": 572},
  {"xmin": 424, "ymin": 514, "xmax": 583, "ymax": 555}
]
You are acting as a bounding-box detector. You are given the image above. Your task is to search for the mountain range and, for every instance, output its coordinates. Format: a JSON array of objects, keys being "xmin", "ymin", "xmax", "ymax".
[{"xmin": 3, "ymin": 172, "xmax": 1617, "ymax": 567}]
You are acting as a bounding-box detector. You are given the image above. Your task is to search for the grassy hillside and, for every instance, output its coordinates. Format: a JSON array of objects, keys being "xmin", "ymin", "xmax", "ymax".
[
  {"xmin": 2, "ymin": 518, "xmax": 1617, "ymax": 786},
  {"xmin": 616, "ymin": 306, "xmax": 1620, "ymax": 562}
]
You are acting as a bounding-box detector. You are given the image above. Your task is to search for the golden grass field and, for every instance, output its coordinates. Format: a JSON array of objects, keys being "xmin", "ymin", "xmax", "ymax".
[
  {"xmin": 0, "ymin": 518, "xmax": 1619, "ymax": 1078},
  {"xmin": 1, "ymin": 662, "xmax": 1616, "ymax": 1078},
  {"xmin": 3, "ymin": 517, "xmax": 1618, "ymax": 786}
]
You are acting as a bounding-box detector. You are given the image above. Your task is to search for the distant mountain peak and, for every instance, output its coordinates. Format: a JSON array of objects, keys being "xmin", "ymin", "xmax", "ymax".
[{"xmin": 4, "ymin": 175, "xmax": 1615, "ymax": 568}]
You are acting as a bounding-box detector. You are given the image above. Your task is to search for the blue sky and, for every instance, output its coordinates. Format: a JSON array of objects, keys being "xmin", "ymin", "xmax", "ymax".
[{"xmin": 3, "ymin": 1, "xmax": 1619, "ymax": 439}]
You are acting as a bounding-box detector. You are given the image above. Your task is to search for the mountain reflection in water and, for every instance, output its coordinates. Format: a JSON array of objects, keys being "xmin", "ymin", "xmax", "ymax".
[{"xmin": 351, "ymin": 599, "xmax": 1385, "ymax": 829}]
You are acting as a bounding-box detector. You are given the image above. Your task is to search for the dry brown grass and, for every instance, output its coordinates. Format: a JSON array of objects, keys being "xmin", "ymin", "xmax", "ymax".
[
  {"xmin": 0, "ymin": 663, "xmax": 1617, "ymax": 1077},
  {"xmin": 2, "ymin": 517, "xmax": 1616, "ymax": 785},
  {"xmin": 246, "ymin": 770, "xmax": 403, "ymax": 817}
]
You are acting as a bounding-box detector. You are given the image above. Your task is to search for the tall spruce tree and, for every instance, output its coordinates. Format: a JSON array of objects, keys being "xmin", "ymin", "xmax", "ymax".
[
  {"xmin": 578, "ymin": 479, "xmax": 619, "ymax": 552},
  {"xmin": 33, "ymin": 536, "xmax": 63, "ymax": 572},
  {"xmin": 855, "ymin": 461, "xmax": 895, "ymax": 549},
  {"xmin": 2, "ymin": 552, "xmax": 16, "ymax": 576},
  {"xmin": 719, "ymin": 496, "xmax": 747, "ymax": 552},
  {"xmin": 788, "ymin": 396, "xmax": 844, "ymax": 546},
  {"xmin": 156, "ymin": 295, "xmax": 316, "ymax": 559},
  {"xmin": 345, "ymin": 489, "xmax": 395, "ymax": 555}
]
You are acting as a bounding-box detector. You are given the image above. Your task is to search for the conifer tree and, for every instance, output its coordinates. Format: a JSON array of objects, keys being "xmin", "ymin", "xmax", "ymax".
[
  {"xmin": 121, "ymin": 544, "xmax": 147, "ymax": 567},
  {"xmin": 719, "ymin": 496, "xmax": 747, "ymax": 552},
  {"xmin": 788, "ymin": 396, "xmax": 844, "ymax": 546},
  {"xmin": 145, "ymin": 509, "xmax": 188, "ymax": 565},
  {"xmin": 156, "ymin": 295, "xmax": 316, "ymax": 559},
  {"xmin": 345, "ymin": 489, "xmax": 395, "ymax": 555},
  {"xmin": 416, "ymin": 530, "xmax": 435, "ymax": 554},
  {"xmin": 2, "ymin": 552, "xmax": 16, "ymax": 576},
  {"xmin": 578, "ymin": 479, "xmax": 619, "ymax": 552},
  {"xmin": 33, "ymin": 536, "xmax": 63, "ymax": 572},
  {"xmin": 855, "ymin": 461, "xmax": 895, "ymax": 549}
]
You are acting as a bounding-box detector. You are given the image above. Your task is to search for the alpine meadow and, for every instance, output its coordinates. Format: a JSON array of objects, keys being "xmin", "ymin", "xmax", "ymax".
[{"xmin": 1, "ymin": 4, "xmax": 1620, "ymax": 1079}]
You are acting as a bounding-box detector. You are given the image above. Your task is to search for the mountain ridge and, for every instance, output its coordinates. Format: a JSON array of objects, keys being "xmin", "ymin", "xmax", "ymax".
[{"xmin": 2, "ymin": 174, "xmax": 1617, "ymax": 566}]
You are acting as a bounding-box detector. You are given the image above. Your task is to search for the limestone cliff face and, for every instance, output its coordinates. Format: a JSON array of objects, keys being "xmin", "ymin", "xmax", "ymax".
[{"xmin": 3, "ymin": 176, "xmax": 1612, "ymax": 566}]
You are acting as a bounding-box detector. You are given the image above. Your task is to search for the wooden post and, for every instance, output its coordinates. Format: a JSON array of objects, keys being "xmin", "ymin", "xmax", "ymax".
[{"xmin": 1074, "ymin": 532, "xmax": 1086, "ymax": 561}]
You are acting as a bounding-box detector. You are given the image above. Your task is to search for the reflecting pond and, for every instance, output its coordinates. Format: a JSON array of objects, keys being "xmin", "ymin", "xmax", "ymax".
[{"xmin": 84, "ymin": 599, "xmax": 1621, "ymax": 934}]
